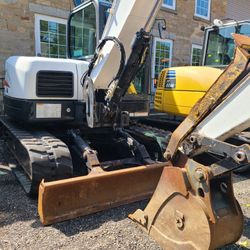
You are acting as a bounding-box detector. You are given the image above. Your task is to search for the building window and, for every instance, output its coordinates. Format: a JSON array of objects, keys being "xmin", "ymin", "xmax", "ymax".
[
  {"xmin": 152, "ymin": 38, "xmax": 173, "ymax": 91},
  {"xmin": 35, "ymin": 14, "xmax": 67, "ymax": 58},
  {"xmin": 73, "ymin": 0, "xmax": 82, "ymax": 6},
  {"xmin": 195, "ymin": 0, "xmax": 211, "ymax": 20},
  {"xmin": 162, "ymin": 0, "xmax": 176, "ymax": 10},
  {"xmin": 191, "ymin": 44, "xmax": 202, "ymax": 66}
]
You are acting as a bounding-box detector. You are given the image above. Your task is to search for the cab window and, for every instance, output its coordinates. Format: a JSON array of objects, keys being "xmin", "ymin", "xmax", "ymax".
[{"xmin": 69, "ymin": 4, "xmax": 96, "ymax": 59}]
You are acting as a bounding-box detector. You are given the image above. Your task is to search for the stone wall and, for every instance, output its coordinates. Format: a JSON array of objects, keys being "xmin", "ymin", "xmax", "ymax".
[
  {"xmin": 0, "ymin": 0, "xmax": 71, "ymax": 78},
  {"xmin": 154, "ymin": 0, "xmax": 227, "ymax": 66},
  {"xmin": 226, "ymin": 0, "xmax": 250, "ymax": 21},
  {"xmin": 0, "ymin": 0, "xmax": 230, "ymax": 77}
]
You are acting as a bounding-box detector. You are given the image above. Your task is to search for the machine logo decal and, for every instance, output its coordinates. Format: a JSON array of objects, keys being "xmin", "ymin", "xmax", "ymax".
[{"xmin": 165, "ymin": 70, "xmax": 176, "ymax": 89}]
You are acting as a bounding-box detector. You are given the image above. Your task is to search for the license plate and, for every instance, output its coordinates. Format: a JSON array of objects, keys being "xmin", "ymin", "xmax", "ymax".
[{"xmin": 36, "ymin": 103, "xmax": 62, "ymax": 118}]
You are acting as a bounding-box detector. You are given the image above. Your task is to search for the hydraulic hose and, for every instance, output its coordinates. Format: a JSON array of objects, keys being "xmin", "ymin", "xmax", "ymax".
[{"xmin": 81, "ymin": 36, "xmax": 126, "ymax": 87}]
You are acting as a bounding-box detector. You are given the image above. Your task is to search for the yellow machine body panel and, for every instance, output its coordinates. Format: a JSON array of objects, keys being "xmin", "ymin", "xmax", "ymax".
[
  {"xmin": 128, "ymin": 83, "xmax": 137, "ymax": 94},
  {"xmin": 154, "ymin": 66, "xmax": 222, "ymax": 116}
]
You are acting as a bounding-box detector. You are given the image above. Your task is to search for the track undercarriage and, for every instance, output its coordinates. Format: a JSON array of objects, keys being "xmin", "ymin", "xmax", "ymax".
[
  {"xmin": 0, "ymin": 115, "xmax": 175, "ymax": 224},
  {"xmin": 1, "ymin": 114, "xmax": 249, "ymax": 229}
]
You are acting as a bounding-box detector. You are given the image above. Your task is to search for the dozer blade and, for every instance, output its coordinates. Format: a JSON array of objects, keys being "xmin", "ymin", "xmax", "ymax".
[
  {"xmin": 38, "ymin": 163, "xmax": 166, "ymax": 225},
  {"xmin": 129, "ymin": 165, "xmax": 243, "ymax": 250}
]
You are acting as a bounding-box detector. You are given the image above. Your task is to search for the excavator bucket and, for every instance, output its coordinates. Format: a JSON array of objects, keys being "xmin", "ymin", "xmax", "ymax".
[
  {"xmin": 129, "ymin": 165, "xmax": 243, "ymax": 250},
  {"xmin": 38, "ymin": 162, "xmax": 166, "ymax": 225}
]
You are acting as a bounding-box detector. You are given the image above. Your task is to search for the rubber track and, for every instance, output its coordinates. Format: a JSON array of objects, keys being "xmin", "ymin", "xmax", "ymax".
[{"xmin": 0, "ymin": 117, "xmax": 73, "ymax": 196}]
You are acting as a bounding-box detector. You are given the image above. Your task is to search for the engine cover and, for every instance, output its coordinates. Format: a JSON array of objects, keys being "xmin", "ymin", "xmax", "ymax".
[
  {"xmin": 4, "ymin": 56, "xmax": 88, "ymax": 100},
  {"xmin": 3, "ymin": 56, "xmax": 89, "ymax": 123}
]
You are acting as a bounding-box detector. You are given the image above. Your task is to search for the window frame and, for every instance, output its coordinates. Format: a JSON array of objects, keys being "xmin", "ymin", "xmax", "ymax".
[
  {"xmin": 162, "ymin": 0, "xmax": 176, "ymax": 10},
  {"xmin": 35, "ymin": 14, "xmax": 67, "ymax": 57},
  {"xmin": 194, "ymin": 0, "xmax": 211, "ymax": 20},
  {"xmin": 191, "ymin": 44, "xmax": 202, "ymax": 66},
  {"xmin": 151, "ymin": 37, "xmax": 173, "ymax": 92}
]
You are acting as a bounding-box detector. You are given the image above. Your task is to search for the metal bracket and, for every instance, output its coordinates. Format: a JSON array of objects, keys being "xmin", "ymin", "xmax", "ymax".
[
  {"xmin": 186, "ymin": 134, "xmax": 250, "ymax": 163},
  {"xmin": 184, "ymin": 134, "xmax": 250, "ymax": 175},
  {"xmin": 116, "ymin": 128, "xmax": 154, "ymax": 164},
  {"xmin": 68, "ymin": 129, "xmax": 102, "ymax": 171}
]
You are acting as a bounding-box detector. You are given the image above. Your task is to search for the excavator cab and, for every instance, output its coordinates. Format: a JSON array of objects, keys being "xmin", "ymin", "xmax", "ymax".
[
  {"xmin": 68, "ymin": 0, "xmax": 111, "ymax": 60},
  {"xmin": 68, "ymin": 0, "xmax": 150, "ymax": 117},
  {"xmin": 203, "ymin": 20, "xmax": 250, "ymax": 67}
]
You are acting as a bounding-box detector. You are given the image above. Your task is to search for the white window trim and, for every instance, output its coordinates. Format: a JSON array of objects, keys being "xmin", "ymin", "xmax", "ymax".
[
  {"xmin": 151, "ymin": 37, "xmax": 173, "ymax": 92},
  {"xmin": 194, "ymin": 0, "xmax": 211, "ymax": 20},
  {"xmin": 162, "ymin": 0, "xmax": 176, "ymax": 10},
  {"xmin": 191, "ymin": 44, "xmax": 202, "ymax": 65},
  {"xmin": 35, "ymin": 14, "xmax": 67, "ymax": 56}
]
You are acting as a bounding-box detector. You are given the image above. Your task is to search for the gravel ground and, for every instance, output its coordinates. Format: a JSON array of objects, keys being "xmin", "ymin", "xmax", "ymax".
[{"xmin": 0, "ymin": 147, "xmax": 249, "ymax": 250}]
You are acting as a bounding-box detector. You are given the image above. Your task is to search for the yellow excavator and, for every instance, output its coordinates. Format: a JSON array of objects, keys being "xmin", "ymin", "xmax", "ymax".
[{"xmin": 154, "ymin": 19, "xmax": 250, "ymax": 116}]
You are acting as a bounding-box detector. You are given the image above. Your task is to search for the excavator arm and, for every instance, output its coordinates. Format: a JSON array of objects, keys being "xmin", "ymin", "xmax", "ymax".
[{"xmin": 130, "ymin": 34, "xmax": 250, "ymax": 249}]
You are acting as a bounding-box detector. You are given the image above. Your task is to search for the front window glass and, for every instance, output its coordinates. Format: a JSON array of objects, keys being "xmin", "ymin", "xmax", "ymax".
[
  {"xmin": 133, "ymin": 66, "xmax": 145, "ymax": 94},
  {"xmin": 73, "ymin": 0, "xmax": 82, "ymax": 6},
  {"xmin": 99, "ymin": 3, "xmax": 112, "ymax": 37},
  {"xmin": 204, "ymin": 23, "xmax": 250, "ymax": 67},
  {"xmin": 70, "ymin": 4, "xmax": 96, "ymax": 59},
  {"xmin": 238, "ymin": 24, "xmax": 250, "ymax": 36}
]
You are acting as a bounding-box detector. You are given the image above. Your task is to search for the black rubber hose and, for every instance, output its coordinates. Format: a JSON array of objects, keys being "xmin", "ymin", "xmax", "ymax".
[{"xmin": 82, "ymin": 36, "xmax": 126, "ymax": 86}]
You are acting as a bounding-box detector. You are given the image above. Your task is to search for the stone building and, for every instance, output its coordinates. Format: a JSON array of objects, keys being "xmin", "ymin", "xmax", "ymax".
[
  {"xmin": 150, "ymin": 0, "xmax": 250, "ymax": 92},
  {"xmin": 150, "ymin": 0, "xmax": 226, "ymax": 91},
  {"xmin": 0, "ymin": 0, "xmax": 249, "ymax": 91},
  {"xmin": 0, "ymin": 0, "xmax": 72, "ymax": 80}
]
